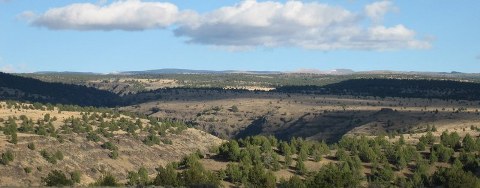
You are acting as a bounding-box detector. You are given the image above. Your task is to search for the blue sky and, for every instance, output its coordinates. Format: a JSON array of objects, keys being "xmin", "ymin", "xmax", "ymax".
[{"xmin": 0, "ymin": 0, "xmax": 479, "ymax": 73}]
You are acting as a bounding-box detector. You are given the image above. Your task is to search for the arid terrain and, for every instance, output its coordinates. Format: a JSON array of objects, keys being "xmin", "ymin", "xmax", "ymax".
[
  {"xmin": 3, "ymin": 0, "xmax": 480, "ymax": 186},
  {"xmin": 1, "ymin": 72, "xmax": 480, "ymax": 187},
  {"xmin": 0, "ymin": 102, "xmax": 222, "ymax": 186},
  {"xmin": 122, "ymin": 90, "xmax": 480, "ymax": 142}
]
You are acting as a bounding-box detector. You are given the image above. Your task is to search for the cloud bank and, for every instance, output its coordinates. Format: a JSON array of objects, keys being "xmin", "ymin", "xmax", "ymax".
[{"xmin": 23, "ymin": 0, "xmax": 431, "ymax": 50}]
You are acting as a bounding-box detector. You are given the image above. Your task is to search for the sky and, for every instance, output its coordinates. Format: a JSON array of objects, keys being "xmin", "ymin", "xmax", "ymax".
[{"xmin": 0, "ymin": 0, "xmax": 479, "ymax": 73}]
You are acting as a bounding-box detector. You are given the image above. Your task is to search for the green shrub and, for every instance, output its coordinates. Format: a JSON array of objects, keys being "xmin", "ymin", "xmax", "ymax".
[
  {"xmin": 161, "ymin": 139, "xmax": 173, "ymax": 145},
  {"xmin": 10, "ymin": 132, "xmax": 18, "ymax": 144},
  {"xmin": 24, "ymin": 167, "xmax": 32, "ymax": 174},
  {"xmin": 86, "ymin": 132, "xmax": 101, "ymax": 142},
  {"xmin": 94, "ymin": 173, "xmax": 118, "ymax": 187},
  {"xmin": 40, "ymin": 149, "xmax": 62, "ymax": 164},
  {"xmin": 27, "ymin": 142, "xmax": 36, "ymax": 150},
  {"xmin": 127, "ymin": 167, "xmax": 149, "ymax": 186},
  {"xmin": 110, "ymin": 150, "xmax": 119, "ymax": 159},
  {"xmin": 101, "ymin": 142, "xmax": 118, "ymax": 151},
  {"xmin": 230, "ymin": 105, "xmax": 239, "ymax": 112},
  {"xmin": 55, "ymin": 151, "xmax": 64, "ymax": 160},
  {"xmin": 0, "ymin": 150, "xmax": 14, "ymax": 165},
  {"xmin": 143, "ymin": 134, "xmax": 160, "ymax": 146},
  {"xmin": 70, "ymin": 171, "xmax": 81, "ymax": 184},
  {"xmin": 42, "ymin": 170, "xmax": 74, "ymax": 186}
]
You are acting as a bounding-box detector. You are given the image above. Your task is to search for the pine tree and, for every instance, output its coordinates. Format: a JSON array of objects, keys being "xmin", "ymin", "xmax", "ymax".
[
  {"xmin": 295, "ymin": 159, "xmax": 307, "ymax": 175},
  {"xmin": 284, "ymin": 153, "xmax": 293, "ymax": 168},
  {"xmin": 153, "ymin": 164, "xmax": 178, "ymax": 187},
  {"xmin": 416, "ymin": 141, "xmax": 426, "ymax": 151},
  {"xmin": 279, "ymin": 175, "xmax": 306, "ymax": 188},
  {"xmin": 462, "ymin": 134, "xmax": 476, "ymax": 152},
  {"xmin": 397, "ymin": 156, "xmax": 407, "ymax": 170}
]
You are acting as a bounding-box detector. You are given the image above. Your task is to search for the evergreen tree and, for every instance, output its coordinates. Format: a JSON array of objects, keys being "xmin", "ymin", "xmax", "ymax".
[
  {"xmin": 295, "ymin": 159, "xmax": 307, "ymax": 175},
  {"xmin": 279, "ymin": 175, "xmax": 306, "ymax": 188},
  {"xmin": 417, "ymin": 140, "xmax": 426, "ymax": 151},
  {"xmin": 153, "ymin": 164, "xmax": 178, "ymax": 187},
  {"xmin": 225, "ymin": 163, "xmax": 242, "ymax": 184},
  {"xmin": 462, "ymin": 134, "xmax": 476, "ymax": 152},
  {"xmin": 94, "ymin": 173, "xmax": 118, "ymax": 187},
  {"xmin": 308, "ymin": 163, "xmax": 361, "ymax": 188},
  {"xmin": 431, "ymin": 167, "xmax": 480, "ymax": 188},
  {"xmin": 219, "ymin": 140, "xmax": 241, "ymax": 161},
  {"xmin": 284, "ymin": 153, "xmax": 293, "ymax": 168}
]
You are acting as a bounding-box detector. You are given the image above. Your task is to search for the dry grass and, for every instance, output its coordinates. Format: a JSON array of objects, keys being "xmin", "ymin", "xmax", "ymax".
[
  {"xmin": 0, "ymin": 101, "xmax": 223, "ymax": 186},
  {"xmin": 122, "ymin": 91, "xmax": 480, "ymax": 141}
]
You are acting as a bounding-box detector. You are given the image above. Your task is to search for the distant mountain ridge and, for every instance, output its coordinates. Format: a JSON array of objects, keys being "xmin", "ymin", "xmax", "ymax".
[
  {"xmin": 34, "ymin": 71, "xmax": 101, "ymax": 75},
  {"xmin": 31, "ymin": 68, "xmax": 478, "ymax": 75},
  {"xmin": 118, "ymin": 68, "xmax": 283, "ymax": 75},
  {"xmin": 35, "ymin": 68, "xmax": 352, "ymax": 75},
  {"xmin": 292, "ymin": 68, "xmax": 355, "ymax": 75}
]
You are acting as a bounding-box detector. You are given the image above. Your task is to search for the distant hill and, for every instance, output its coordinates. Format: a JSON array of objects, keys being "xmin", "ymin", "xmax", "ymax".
[
  {"xmin": 32, "ymin": 68, "xmax": 479, "ymax": 76},
  {"xmin": 119, "ymin": 68, "xmax": 283, "ymax": 75},
  {"xmin": 275, "ymin": 78, "xmax": 480, "ymax": 101},
  {"xmin": 0, "ymin": 72, "xmax": 121, "ymax": 107},
  {"xmin": 292, "ymin": 69, "xmax": 355, "ymax": 75},
  {"xmin": 34, "ymin": 71, "xmax": 101, "ymax": 75}
]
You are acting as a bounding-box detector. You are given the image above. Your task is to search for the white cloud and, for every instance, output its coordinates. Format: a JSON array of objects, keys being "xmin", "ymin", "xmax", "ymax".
[
  {"xmin": 365, "ymin": 0, "xmax": 396, "ymax": 24},
  {"xmin": 28, "ymin": 0, "xmax": 179, "ymax": 31},
  {"xmin": 24, "ymin": 0, "xmax": 431, "ymax": 50},
  {"xmin": 174, "ymin": 1, "xmax": 430, "ymax": 50}
]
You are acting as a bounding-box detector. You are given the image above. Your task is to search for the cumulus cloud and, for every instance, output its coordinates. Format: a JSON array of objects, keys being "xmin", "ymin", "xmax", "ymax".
[
  {"xmin": 23, "ymin": 0, "xmax": 431, "ymax": 50},
  {"xmin": 28, "ymin": 0, "xmax": 180, "ymax": 31},
  {"xmin": 174, "ymin": 1, "xmax": 429, "ymax": 50},
  {"xmin": 365, "ymin": 1, "xmax": 396, "ymax": 24}
]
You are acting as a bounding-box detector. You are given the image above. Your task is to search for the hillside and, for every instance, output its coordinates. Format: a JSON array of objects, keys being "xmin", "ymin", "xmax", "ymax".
[
  {"xmin": 275, "ymin": 78, "xmax": 480, "ymax": 101},
  {"xmin": 3, "ymin": 72, "xmax": 480, "ymax": 142},
  {"xmin": 0, "ymin": 72, "xmax": 121, "ymax": 107},
  {"xmin": 2, "ymin": 100, "xmax": 478, "ymax": 187},
  {"xmin": 1, "ymin": 72, "xmax": 480, "ymax": 187},
  {"xmin": 122, "ymin": 89, "xmax": 480, "ymax": 142},
  {"xmin": 0, "ymin": 101, "xmax": 223, "ymax": 186},
  {"xmin": 21, "ymin": 72, "xmax": 480, "ymax": 96}
]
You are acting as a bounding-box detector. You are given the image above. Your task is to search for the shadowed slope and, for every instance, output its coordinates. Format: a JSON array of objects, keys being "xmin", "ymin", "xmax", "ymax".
[{"xmin": 0, "ymin": 72, "xmax": 122, "ymax": 107}]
